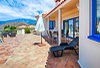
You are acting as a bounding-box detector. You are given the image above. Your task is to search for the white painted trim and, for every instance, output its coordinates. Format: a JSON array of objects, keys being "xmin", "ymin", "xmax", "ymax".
[
  {"xmin": 45, "ymin": 0, "xmax": 71, "ymax": 19},
  {"xmin": 47, "ymin": 17, "xmax": 49, "ymax": 30},
  {"xmin": 77, "ymin": 60, "xmax": 83, "ymax": 68},
  {"xmin": 58, "ymin": 9, "xmax": 62, "ymax": 45}
]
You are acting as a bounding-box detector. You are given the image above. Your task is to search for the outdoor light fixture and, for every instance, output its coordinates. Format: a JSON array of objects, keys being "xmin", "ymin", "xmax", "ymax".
[{"xmin": 76, "ymin": 3, "xmax": 79, "ymax": 10}]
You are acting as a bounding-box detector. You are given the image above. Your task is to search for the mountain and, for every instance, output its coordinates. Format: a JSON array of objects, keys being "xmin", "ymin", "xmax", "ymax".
[
  {"xmin": 0, "ymin": 18, "xmax": 37, "ymax": 25},
  {"xmin": 0, "ymin": 22, "xmax": 29, "ymax": 30}
]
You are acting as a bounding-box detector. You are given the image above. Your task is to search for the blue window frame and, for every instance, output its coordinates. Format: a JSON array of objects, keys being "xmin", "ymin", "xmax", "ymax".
[
  {"xmin": 49, "ymin": 21, "xmax": 56, "ymax": 30},
  {"xmin": 88, "ymin": 0, "xmax": 100, "ymax": 42},
  {"xmin": 63, "ymin": 17, "xmax": 79, "ymax": 39}
]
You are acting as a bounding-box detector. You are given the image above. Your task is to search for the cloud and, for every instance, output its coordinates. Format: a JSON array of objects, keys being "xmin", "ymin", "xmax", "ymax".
[{"xmin": 0, "ymin": 0, "xmax": 55, "ymax": 21}]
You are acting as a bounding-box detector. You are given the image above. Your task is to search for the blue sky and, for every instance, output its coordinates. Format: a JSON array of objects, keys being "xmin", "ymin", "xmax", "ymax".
[{"xmin": 0, "ymin": 0, "xmax": 55, "ymax": 21}]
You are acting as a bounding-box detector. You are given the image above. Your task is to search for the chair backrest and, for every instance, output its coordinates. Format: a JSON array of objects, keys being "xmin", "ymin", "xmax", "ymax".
[
  {"xmin": 49, "ymin": 31, "xmax": 53, "ymax": 38},
  {"xmin": 53, "ymin": 31, "xmax": 58, "ymax": 36},
  {"xmin": 66, "ymin": 30, "xmax": 69, "ymax": 37},
  {"xmin": 67, "ymin": 37, "xmax": 79, "ymax": 48},
  {"xmin": 62, "ymin": 30, "xmax": 64, "ymax": 34}
]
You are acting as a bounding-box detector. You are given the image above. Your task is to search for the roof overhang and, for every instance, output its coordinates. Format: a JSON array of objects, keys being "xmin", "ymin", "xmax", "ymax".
[
  {"xmin": 45, "ymin": 0, "xmax": 79, "ymax": 19},
  {"xmin": 35, "ymin": 11, "xmax": 50, "ymax": 19}
]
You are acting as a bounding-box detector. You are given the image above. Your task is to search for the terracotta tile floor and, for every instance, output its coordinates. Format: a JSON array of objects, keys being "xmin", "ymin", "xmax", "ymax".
[
  {"xmin": 1, "ymin": 34, "xmax": 80, "ymax": 68},
  {"xmin": 0, "ymin": 34, "xmax": 27, "ymax": 67}
]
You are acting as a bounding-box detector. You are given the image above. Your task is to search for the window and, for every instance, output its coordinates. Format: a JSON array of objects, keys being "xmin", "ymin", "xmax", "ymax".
[
  {"xmin": 95, "ymin": 0, "xmax": 100, "ymax": 34},
  {"xmin": 88, "ymin": 0, "xmax": 100, "ymax": 42},
  {"xmin": 68, "ymin": 19, "xmax": 73, "ymax": 38},
  {"xmin": 75, "ymin": 18, "xmax": 79, "ymax": 37},
  {"xmin": 63, "ymin": 17, "xmax": 79, "ymax": 39},
  {"xmin": 49, "ymin": 21, "xmax": 56, "ymax": 29}
]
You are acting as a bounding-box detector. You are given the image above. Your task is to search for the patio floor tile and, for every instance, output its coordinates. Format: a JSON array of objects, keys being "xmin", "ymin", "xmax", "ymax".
[
  {"xmin": 64, "ymin": 65, "xmax": 74, "ymax": 68},
  {"xmin": 0, "ymin": 34, "xmax": 27, "ymax": 67},
  {"xmin": 11, "ymin": 61, "xmax": 22, "ymax": 67},
  {"xmin": 55, "ymin": 62, "xmax": 65, "ymax": 68},
  {"xmin": 45, "ymin": 65, "xmax": 54, "ymax": 68},
  {"xmin": 2, "ymin": 63, "xmax": 9, "ymax": 68},
  {"xmin": 74, "ymin": 62, "xmax": 81, "ymax": 68},
  {"xmin": 52, "ymin": 57, "xmax": 60, "ymax": 62},
  {"xmin": 24, "ymin": 59, "xmax": 33, "ymax": 64},
  {"xmin": 0, "ymin": 60, "xmax": 7, "ymax": 67},
  {"xmin": 20, "ymin": 58, "xmax": 28, "ymax": 62},
  {"xmin": 68, "ymin": 56, "xmax": 76, "ymax": 62},
  {"xmin": 1, "ymin": 34, "xmax": 79, "ymax": 68},
  {"xmin": 47, "ymin": 60, "xmax": 57, "ymax": 66},
  {"xmin": 58, "ymin": 58, "xmax": 67, "ymax": 64},
  {"xmin": 66, "ymin": 61, "xmax": 75, "ymax": 66},
  {"xmin": 30, "ymin": 61, "xmax": 39, "ymax": 66},
  {"xmin": 25, "ymin": 65, "xmax": 34, "ymax": 68},
  {"xmin": 6, "ymin": 65, "xmax": 14, "ymax": 68},
  {"xmin": 74, "ymin": 66, "xmax": 81, "ymax": 68},
  {"xmin": 7, "ymin": 59, "xmax": 17, "ymax": 64},
  {"xmin": 35, "ymin": 62, "xmax": 46, "ymax": 68},
  {"xmin": 17, "ymin": 63, "xmax": 27, "ymax": 68}
]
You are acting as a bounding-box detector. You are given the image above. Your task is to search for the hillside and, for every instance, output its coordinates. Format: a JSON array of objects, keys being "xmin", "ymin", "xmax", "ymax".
[
  {"xmin": 0, "ymin": 18, "xmax": 37, "ymax": 25},
  {"xmin": 0, "ymin": 22, "xmax": 29, "ymax": 30}
]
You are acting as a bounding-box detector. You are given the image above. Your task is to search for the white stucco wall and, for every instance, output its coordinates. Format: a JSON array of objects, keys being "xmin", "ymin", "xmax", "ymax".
[{"xmin": 79, "ymin": 0, "xmax": 100, "ymax": 68}]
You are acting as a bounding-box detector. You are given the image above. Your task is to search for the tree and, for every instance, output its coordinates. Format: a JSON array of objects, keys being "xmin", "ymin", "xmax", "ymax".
[
  {"xmin": 4, "ymin": 25, "xmax": 8, "ymax": 29},
  {"xmin": 25, "ymin": 27, "xmax": 30, "ymax": 33},
  {"xmin": 4, "ymin": 25, "xmax": 10, "ymax": 29},
  {"xmin": 10, "ymin": 26, "xmax": 16, "ymax": 29}
]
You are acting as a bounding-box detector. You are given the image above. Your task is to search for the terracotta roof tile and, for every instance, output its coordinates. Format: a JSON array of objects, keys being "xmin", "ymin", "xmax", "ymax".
[
  {"xmin": 17, "ymin": 25, "xmax": 27, "ymax": 29},
  {"xmin": 28, "ymin": 25, "xmax": 35, "ymax": 28},
  {"xmin": 44, "ymin": 0, "xmax": 66, "ymax": 18},
  {"xmin": 17, "ymin": 25, "xmax": 35, "ymax": 29}
]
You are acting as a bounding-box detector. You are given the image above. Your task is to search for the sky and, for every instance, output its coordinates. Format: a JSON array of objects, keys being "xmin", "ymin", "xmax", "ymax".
[{"xmin": 0, "ymin": 0, "xmax": 55, "ymax": 21}]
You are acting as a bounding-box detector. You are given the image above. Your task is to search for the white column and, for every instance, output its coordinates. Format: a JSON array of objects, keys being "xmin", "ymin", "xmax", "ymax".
[
  {"xmin": 58, "ymin": 9, "xmax": 62, "ymax": 45},
  {"xmin": 47, "ymin": 17, "xmax": 49, "ymax": 31}
]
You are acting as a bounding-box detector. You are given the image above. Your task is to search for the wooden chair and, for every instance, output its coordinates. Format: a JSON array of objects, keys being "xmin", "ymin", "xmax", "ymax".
[{"xmin": 49, "ymin": 31, "xmax": 58, "ymax": 44}]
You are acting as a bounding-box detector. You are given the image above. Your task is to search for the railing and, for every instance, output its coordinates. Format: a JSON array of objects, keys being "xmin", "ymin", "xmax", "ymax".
[{"xmin": 0, "ymin": 31, "xmax": 4, "ymax": 42}]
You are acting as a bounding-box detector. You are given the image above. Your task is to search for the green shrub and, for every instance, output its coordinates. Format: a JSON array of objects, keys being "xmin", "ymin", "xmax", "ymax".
[
  {"xmin": 3, "ymin": 26, "xmax": 16, "ymax": 33},
  {"xmin": 4, "ymin": 25, "xmax": 10, "ymax": 29},
  {"xmin": 10, "ymin": 26, "xmax": 16, "ymax": 29},
  {"xmin": 25, "ymin": 27, "xmax": 30, "ymax": 33},
  {"xmin": 4, "ymin": 27, "xmax": 11, "ymax": 32}
]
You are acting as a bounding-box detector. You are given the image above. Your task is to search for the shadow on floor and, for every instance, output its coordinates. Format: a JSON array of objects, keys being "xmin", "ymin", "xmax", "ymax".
[
  {"xmin": 43, "ymin": 36, "xmax": 80, "ymax": 68},
  {"xmin": 33, "ymin": 42, "xmax": 40, "ymax": 45}
]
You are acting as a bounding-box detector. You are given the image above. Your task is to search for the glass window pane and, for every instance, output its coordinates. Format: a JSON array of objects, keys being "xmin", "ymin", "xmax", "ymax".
[
  {"xmin": 96, "ymin": 0, "xmax": 100, "ymax": 34},
  {"xmin": 49, "ymin": 21, "xmax": 56, "ymax": 29},
  {"xmin": 49, "ymin": 21, "xmax": 52, "ymax": 29},
  {"xmin": 75, "ymin": 18, "xmax": 79, "ymax": 37},
  {"xmin": 53, "ymin": 21, "xmax": 55, "ymax": 28},
  {"xmin": 69, "ymin": 19, "xmax": 73, "ymax": 38}
]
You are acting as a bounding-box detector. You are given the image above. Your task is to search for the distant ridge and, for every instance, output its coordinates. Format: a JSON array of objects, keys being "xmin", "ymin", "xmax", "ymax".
[
  {"xmin": 0, "ymin": 18, "xmax": 37, "ymax": 25},
  {"xmin": 0, "ymin": 22, "xmax": 29, "ymax": 30}
]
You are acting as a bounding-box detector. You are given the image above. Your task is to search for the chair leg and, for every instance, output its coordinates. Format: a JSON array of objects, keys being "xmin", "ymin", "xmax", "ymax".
[
  {"xmin": 53, "ymin": 50, "xmax": 63, "ymax": 57},
  {"xmin": 74, "ymin": 49, "xmax": 78, "ymax": 55},
  {"xmin": 60, "ymin": 50, "xmax": 63, "ymax": 57},
  {"xmin": 53, "ymin": 52, "xmax": 56, "ymax": 57}
]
